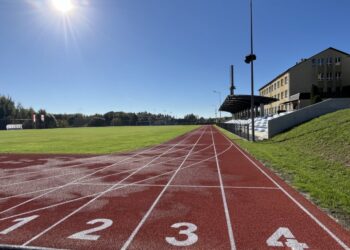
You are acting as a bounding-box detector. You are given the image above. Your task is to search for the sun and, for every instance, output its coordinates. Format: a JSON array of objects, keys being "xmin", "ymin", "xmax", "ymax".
[{"xmin": 51, "ymin": 0, "xmax": 74, "ymax": 14}]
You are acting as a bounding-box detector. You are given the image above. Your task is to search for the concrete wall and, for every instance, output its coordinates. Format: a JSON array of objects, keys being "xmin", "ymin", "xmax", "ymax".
[{"xmin": 268, "ymin": 98, "xmax": 350, "ymax": 138}]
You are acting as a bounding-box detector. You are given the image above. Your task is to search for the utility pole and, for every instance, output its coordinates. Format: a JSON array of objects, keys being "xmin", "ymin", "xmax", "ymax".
[{"xmin": 245, "ymin": 0, "xmax": 256, "ymax": 141}]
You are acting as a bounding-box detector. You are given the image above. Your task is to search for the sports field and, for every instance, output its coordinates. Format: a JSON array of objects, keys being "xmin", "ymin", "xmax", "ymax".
[
  {"xmin": 0, "ymin": 126, "xmax": 349, "ymax": 249},
  {"xmin": 0, "ymin": 126, "xmax": 198, "ymax": 154}
]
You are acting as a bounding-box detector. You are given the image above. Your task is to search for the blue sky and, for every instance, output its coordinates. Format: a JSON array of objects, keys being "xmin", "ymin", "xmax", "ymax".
[{"xmin": 0, "ymin": 0, "xmax": 349, "ymax": 118}]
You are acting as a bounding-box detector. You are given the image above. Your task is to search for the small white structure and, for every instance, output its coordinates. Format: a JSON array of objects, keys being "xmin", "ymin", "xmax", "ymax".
[{"xmin": 6, "ymin": 124, "xmax": 23, "ymax": 130}]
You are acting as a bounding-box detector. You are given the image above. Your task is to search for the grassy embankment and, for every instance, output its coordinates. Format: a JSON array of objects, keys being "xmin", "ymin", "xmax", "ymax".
[
  {"xmin": 218, "ymin": 109, "xmax": 350, "ymax": 229},
  {"xmin": 0, "ymin": 125, "xmax": 199, "ymax": 154}
]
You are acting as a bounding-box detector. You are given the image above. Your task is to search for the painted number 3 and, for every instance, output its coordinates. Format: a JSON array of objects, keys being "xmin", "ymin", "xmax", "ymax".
[{"xmin": 166, "ymin": 222, "xmax": 198, "ymax": 247}]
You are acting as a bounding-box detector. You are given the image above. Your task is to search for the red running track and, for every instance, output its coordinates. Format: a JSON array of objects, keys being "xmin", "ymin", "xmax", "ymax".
[{"xmin": 0, "ymin": 125, "xmax": 349, "ymax": 250}]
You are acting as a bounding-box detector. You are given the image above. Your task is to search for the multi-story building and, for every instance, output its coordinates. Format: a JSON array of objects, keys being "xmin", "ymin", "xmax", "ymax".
[{"xmin": 259, "ymin": 47, "xmax": 350, "ymax": 115}]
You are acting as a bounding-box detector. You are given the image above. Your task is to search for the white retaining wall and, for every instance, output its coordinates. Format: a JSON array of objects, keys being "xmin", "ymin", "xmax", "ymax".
[{"xmin": 267, "ymin": 98, "xmax": 350, "ymax": 138}]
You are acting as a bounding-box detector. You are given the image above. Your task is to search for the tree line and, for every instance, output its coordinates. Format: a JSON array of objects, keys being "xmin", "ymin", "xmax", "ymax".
[{"xmin": 0, "ymin": 95, "xmax": 216, "ymax": 130}]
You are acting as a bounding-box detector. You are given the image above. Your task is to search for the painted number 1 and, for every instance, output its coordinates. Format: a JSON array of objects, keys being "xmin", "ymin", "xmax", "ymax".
[
  {"xmin": 0, "ymin": 215, "xmax": 39, "ymax": 235},
  {"xmin": 166, "ymin": 222, "xmax": 198, "ymax": 247}
]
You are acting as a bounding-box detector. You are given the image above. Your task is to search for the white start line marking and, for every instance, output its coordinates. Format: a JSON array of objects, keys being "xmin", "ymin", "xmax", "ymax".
[{"xmin": 267, "ymin": 227, "xmax": 309, "ymax": 250}]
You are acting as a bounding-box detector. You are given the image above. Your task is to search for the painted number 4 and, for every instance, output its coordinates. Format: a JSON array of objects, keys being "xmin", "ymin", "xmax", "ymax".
[
  {"xmin": 166, "ymin": 222, "xmax": 198, "ymax": 247},
  {"xmin": 267, "ymin": 227, "xmax": 309, "ymax": 250}
]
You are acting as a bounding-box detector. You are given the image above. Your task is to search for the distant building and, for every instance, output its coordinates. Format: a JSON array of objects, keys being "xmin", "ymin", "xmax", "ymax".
[{"xmin": 259, "ymin": 47, "xmax": 350, "ymax": 115}]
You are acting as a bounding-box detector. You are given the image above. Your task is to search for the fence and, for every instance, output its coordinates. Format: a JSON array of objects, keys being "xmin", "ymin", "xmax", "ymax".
[{"xmin": 218, "ymin": 123, "xmax": 250, "ymax": 140}]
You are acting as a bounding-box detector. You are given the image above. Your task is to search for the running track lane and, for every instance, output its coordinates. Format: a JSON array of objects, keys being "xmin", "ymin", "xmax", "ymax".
[{"xmin": 0, "ymin": 125, "xmax": 348, "ymax": 249}]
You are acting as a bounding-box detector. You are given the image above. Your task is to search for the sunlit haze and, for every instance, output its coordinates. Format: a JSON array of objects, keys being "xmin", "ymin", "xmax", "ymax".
[{"xmin": 51, "ymin": 0, "xmax": 74, "ymax": 13}]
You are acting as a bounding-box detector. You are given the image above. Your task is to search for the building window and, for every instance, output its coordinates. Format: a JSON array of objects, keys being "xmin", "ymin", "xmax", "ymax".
[
  {"xmin": 326, "ymin": 72, "xmax": 333, "ymax": 81},
  {"xmin": 281, "ymin": 92, "xmax": 284, "ymax": 99},
  {"xmin": 335, "ymin": 57, "xmax": 341, "ymax": 64},
  {"xmin": 318, "ymin": 73, "xmax": 324, "ymax": 81},
  {"xmin": 278, "ymin": 93, "xmax": 280, "ymax": 99},
  {"xmin": 312, "ymin": 58, "xmax": 316, "ymax": 65},
  {"xmin": 285, "ymin": 76, "xmax": 289, "ymax": 84},
  {"xmin": 335, "ymin": 72, "xmax": 342, "ymax": 80},
  {"xmin": 285, "ymin": 90, "xmax": 288, "ymax": 98},
  {"xmin": 281, "ymin": 78, "xmax": 284, "ymax": 86},
  {"xmin": 277, "ymin": 81, "xmax": 280, "ymax": 88},
  {"xmin": 274, "ymin": 83, "xmax": 276, "ymax": 90},
  {"xmin": 326, "ymin": 57, "xmax": 333, "ymax": 65},
  {"xmin": 318, "ymin": 58, "xmax": 324, "ymax": 66}
]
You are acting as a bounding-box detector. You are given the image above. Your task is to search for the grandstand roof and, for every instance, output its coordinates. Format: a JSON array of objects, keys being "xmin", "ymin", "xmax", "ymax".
[{"xmin": 219, "ymin": 95, "xmax": 277, "ymax": 114}]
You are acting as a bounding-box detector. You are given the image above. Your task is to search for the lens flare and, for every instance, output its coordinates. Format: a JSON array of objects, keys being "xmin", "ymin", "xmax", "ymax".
[{"xmin": 52, "ymin": 0, "xmax": 74, "ymax": 13}]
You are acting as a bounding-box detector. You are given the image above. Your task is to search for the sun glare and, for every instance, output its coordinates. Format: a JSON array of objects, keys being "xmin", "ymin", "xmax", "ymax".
[{"xmin": 52, "ymin": 0, "xmax": 74, "ymax": 13}]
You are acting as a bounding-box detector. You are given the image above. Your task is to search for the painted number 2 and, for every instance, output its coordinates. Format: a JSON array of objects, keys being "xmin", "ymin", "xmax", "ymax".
[
  {"xmin": 68, "ymin": 219, "xmax": 113, "ymax": 241},
  {"xmin": 166, "ymin": 222, "xmax": 198, "ymax": 247}
]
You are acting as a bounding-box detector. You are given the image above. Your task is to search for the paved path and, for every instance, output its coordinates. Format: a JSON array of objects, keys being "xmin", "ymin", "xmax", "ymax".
[{"xmin": 0, "ymin": 125, "xmax": 349, "ymax": 249}]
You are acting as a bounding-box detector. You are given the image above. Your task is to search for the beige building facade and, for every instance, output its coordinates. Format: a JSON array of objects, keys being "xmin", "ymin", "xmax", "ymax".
[{"xmin": 259, "ymin": 47, "xmax": 350, "ymax": 115}]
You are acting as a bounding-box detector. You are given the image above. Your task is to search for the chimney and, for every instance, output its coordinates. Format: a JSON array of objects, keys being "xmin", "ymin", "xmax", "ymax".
[{"xmin": 230, "ymin": 65, "xmax": 235, "ymax": 95}]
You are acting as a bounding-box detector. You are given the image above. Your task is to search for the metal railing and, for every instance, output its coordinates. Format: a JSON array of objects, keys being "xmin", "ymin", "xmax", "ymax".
[{"xmin": 218, "ymin": 123, "xmax": 250, "ymax": 140}]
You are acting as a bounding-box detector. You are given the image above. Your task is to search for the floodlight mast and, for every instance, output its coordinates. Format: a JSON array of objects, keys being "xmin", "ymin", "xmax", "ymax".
[
  {"xmin": 230, "ymin": 65, "xmax": 235, "ymax": 95},
  {"xmin": 245, "ymin": 0, "xmax": 256, "ymax": 141},
  {"xmin": 213, "ymin": 90, "xmax": 222, "ymax": 122}
]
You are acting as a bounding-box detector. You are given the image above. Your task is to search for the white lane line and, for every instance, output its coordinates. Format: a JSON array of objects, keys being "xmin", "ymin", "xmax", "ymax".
[
  {"xmin": 0, "ymin": 243, "xmax": 65, "ymax": 250},
  {"xmin": 0, "ymin": 133, "xmax": 231, "ymax": 222},
  {"xmin": 0, "ymin": 140, "xmax": 186, "ymax": 179},
  {"xmin": 0, "ymin": 136, "xmax": 193, "ymax": 215},
  {"xmin": 216, "ymin": 127, "xmax": 350, "ymax": 250},
  {"xmin": 211, "ymin": 126, "xmax": 237, "ymax": 250},
  {"xmin": 120, "ymin": 126, "xmax": 207, "ymax": 250},
  {"xmin": 0, "ymin": 157, "xmax": 115, "ymax": 180},
  {"xmin": 0, "ymin": 168, "xmax": 97, "ymax": 187},
  {"xmin": 73, "ymin": 182, "xmax": 280, "ymax": 190},
  {"xmin": 80, "ymin": 144, "xmax": 213, "ymax": 183},
  {"xmin": 0, "ymin": 187, "xmax": 57, "ymax": 201},
  {"xmin": 21, "ymin": 127, "xmax": 204, "ymax": 246},
  {"xmin": 0, "ymin": 144, "xmax": 192, "ymax": 187},
  {"xmin": 0, "ymin": 144, "xmax": 210, "ymax": 201}
]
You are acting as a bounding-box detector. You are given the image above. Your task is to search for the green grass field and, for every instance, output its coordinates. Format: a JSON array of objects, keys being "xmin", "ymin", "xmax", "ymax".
[
  {"xmin": 218, "ymin": 109, "xmax": 350, "ymax": 229},
  {"xmin": 0, "ymin": 125, "xmax": 199, "ymax": 154}
]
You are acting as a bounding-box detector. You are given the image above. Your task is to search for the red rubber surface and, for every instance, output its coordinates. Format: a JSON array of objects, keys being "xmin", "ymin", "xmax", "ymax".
[{"xmin": 0, "ymin": 126, "xmax": 349, "ymax": 250}]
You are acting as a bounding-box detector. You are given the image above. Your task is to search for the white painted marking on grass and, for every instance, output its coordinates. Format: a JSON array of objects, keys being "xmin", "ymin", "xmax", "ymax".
[
  {"xmin": 22, "ymin": 127, "xmax": 204, "ymax": 246},
  {"xmin": 0, "ymin": 138, "xmax": 232, "ymax": 223},
  {"xmin": 216, "ymin": 127, "xmax": 350, "ymax": 250},
  {"xmin": 120, "ymin": 126, "xmax": 207, "ymax": 250},
  {"xmin": 210, "ymin": 126, "xmax": 236, "ymax": 250}
]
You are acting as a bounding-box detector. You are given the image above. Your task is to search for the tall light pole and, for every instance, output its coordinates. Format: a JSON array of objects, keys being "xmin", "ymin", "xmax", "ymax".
[
  {"xmin": 212, "ymin": 105, "xmax": 218, "ymax": 123},
  {"xmin": 213, "ymin": 90, "xmax": 222, "ymax": 122},
  {"xmin": 245, "ymin": 0, "xmax": 256, "ymax": 141}
]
